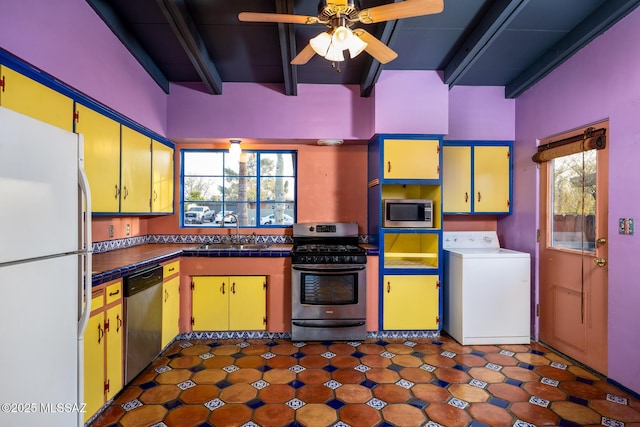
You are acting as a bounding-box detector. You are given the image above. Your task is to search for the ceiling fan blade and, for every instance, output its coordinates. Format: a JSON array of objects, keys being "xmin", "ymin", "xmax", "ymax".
[
  {"xmin": 358, "ymin": 0, "xmax": 444, "ymax": 24},
  {"xmin": 352, "ymin": 29, "xmax": 398, "ymax": 64},
  {"xmin": 291, "ymin": 44, "xmax": 317, "ymax": 65},
  {"xmin": 238, "ymin": 12, "xmax": 319, "ymax": 25}
]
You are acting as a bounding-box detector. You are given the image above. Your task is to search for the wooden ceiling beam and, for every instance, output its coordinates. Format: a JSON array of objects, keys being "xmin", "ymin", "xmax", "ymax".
[
  {"xmin": 86, "ymin": 0, "xmax": 170, "ymax": 94},
  {"xmin": 157, "ymin": 0, "xmax": 223, "ymax": 95},
  {"xmin": 276, "ymin": 0, "xmax": 298, "ymax": 96}
]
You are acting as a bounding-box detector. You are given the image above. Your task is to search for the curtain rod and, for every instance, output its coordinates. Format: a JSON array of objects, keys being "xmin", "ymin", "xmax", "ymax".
[{"xmin": 535, "ymin": 127, "xmax": 606, "ymax": 153}]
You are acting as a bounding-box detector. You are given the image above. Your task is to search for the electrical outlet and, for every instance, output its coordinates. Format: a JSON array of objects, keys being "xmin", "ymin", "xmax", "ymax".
[
  {"xmin": 126, "ymin": 224, "xmax": 131, "ymax": 236},
  {"xmin": 619, "ymin": 218, "xmax": 634, "ymax": 235},
  {"xmin": 108, "ymin": 225, "xmax": 114, "ymax": 238}
]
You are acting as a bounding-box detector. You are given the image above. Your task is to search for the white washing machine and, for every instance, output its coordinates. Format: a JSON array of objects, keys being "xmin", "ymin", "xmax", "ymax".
[{"xmin": 443, "ymin": 231, "xmax": 531, "ymax": 345}]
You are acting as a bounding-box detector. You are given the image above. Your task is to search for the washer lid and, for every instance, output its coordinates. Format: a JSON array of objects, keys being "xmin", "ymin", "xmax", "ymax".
[
  {"xmin": 444, "ymin": 247, "xmax": 530, "ymax": 258},
  {"xmin": 443, "ymin": 231, "xmax": 500, "ymax": 249}
]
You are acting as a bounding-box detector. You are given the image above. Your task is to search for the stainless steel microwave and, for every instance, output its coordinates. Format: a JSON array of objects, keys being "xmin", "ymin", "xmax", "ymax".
[{"xmin": 384, "ymin": 199, "xmax": 434, "ymax": 228}]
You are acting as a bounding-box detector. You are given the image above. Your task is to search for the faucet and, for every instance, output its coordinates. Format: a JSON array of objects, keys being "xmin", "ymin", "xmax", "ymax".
[{"xmin": 220, "ymin": 213, "xmax": 239, "ymax": 243}]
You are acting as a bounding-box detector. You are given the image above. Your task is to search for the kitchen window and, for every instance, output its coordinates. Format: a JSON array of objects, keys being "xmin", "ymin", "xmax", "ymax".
[{"xmin": 181, "ymin": 149, "xmax": 296, "ymax": 228}]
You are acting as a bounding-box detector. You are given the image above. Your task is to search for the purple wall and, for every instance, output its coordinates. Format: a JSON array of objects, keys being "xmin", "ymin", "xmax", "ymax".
[
  {"xmin": 0, "ymin": 0, "xmax": 167, "ymax": 135},
  {"xmin": 506, "ymin": 7, "xmax": 640, "ymax": 394}
]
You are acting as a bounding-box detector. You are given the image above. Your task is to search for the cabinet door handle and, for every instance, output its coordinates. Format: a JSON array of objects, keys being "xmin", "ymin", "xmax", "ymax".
[
  {"xmin": 116, "ymin": 314, "xmax": 122, "ymax": 333},
  {"xmin": 164, "ymin": 289, "xmax": 169, "ymax": 302},
  {"xmin": 387, "ymin": 161, "xmax": 391, "ymax": 174},
  {"xmin": 477, "ymin": 192, "xmax": 481, "ymax": 202},
  {"xmin": 153, "ymin": 190, "xmax": 158, "ymax": 201},
  {"xmin": 221, "ymin": 282, "xmax": 225, "ymax": 295},
  {"xmin": 114, "ymin": 185, "xmax": 120, "ymax": 199},
  {"xmin": 97, "ymin": 323, "xmax": 104, "ymax": 344},
  {"xmin": 231, "ymin": 282, "xmax": 236, "ymax": 294},
  {"xmin": 109, "ymin": 289, "xmax": 120, "ymax": 297},
  {"xmin": 465, "ymin": 192, "xmax": 468, "ymax": 203},
  {"xmin": 387, "ymin": 281, "xmax": 391, "ymax": 293},
  {"xmin": 123, "ymin": 186, "xmax": 129, "ymax": 199}
]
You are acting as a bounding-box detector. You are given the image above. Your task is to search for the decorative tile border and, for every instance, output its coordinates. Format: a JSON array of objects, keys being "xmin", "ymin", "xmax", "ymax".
[{"xmin": 174, "ymin": 330, "xmax": 441, "ymax": 341}]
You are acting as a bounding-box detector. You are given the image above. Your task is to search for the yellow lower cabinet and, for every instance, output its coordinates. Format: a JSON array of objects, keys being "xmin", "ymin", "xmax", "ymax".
[
  {"xmin": 383, "ymin": 275, "xmax": 439, "ymax": 330},
  {"xmin": 83, "ymin": 280, "xmax": 124, "ymax": 422},
  {"xmin": 105, "ymin": 303, "xmax": 123, "ymax": 401},
  {"xmin": 191, "ymin": 276, "xmax": 266, "ymax": 331},
  {"xmin": 84, "ymin": 296, "xmax": 105, "ymax": 423},
  {"xmin": 162, "ymin": 275, "xmax": 181, "ymax": 347}
]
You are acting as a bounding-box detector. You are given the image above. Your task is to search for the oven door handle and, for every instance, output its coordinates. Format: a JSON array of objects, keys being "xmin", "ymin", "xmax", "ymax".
[
  {"xmin": 292, "ymin": 320, "xmax": 366, "ymax": 328},
  {"xmin": 292, "ymin": 265, "xmax": 366, "ymax": 273}
]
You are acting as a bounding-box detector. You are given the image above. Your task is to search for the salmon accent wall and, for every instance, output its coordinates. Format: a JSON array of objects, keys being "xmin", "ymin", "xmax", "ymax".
[
  {"xmin": 92, "ymin": 216, "xmax": 149, "ymax": 242},
  {"xmin": 442, "ymin": 215, "xmax": 497, "ymax": 231},
  {"xmin": 145, "ymin": 142, "xmax": 369, "ymax": 237}
]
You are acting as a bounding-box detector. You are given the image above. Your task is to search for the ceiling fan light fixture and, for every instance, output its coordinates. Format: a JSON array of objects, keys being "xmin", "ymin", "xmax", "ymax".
[
  {"xmin": 324, "ymin": 43, "xmax": 345, "ymax": 62},
  {"xmin": 348, "ymin": 34, "xmax": 368, "ymax": 58},
  {"xmin": 310, "ymin": 31, "xmax": 332, "ymax": 56},
  {"xmin": 331, "ymin": 26, "xmax": 351, "ymax": 50}
]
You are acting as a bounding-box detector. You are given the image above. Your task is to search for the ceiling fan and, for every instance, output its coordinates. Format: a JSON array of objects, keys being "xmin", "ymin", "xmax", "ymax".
[{"xmin": 238, "ymin": 0, "xmax": 444, "ymax": 65}]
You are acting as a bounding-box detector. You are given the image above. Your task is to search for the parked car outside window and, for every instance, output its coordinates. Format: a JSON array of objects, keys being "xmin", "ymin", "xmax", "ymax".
[
  {"xmin": 184, "ymin": 206, "xmax": 210, "ymax": 224},
  {"xmin": 214, "ymin": 211, "xmax": 237, "ymax": 224},
  {"xmin": 260, "ymin": 213, "xmax": 294, "ymax": 225}
]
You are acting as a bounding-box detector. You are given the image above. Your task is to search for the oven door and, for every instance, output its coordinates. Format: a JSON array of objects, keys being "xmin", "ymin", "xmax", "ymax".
[{"xmin": 291, "ymin": 264, "xmax": 366, "ymax": 321}]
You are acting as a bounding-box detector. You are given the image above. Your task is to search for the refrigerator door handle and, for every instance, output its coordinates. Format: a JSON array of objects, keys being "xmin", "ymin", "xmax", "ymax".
[{"xmin": 77, "ymin": 143, "xmax": 92, "ymax": 338}]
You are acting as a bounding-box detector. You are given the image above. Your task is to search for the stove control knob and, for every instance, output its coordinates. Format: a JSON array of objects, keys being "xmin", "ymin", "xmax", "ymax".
[{"xmin": 308, "ymin": 226, "xmax": 314, "ymax": 232}]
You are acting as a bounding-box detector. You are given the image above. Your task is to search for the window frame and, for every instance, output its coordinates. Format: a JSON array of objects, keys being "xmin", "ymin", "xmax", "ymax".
[{"xmin": 180, "ymin": 148, "xmax": 297, "ymax": 228}]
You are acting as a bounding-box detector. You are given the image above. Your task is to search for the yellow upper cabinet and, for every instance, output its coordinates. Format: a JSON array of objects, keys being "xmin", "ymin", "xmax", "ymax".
[
  {"xmin": 383, "ymin": 139, "xmax": 440, "ymax": 180},
  {"xmin": 152, "ymin": 139, "xmax": 174, "ymax": 213},
  {"xmin": 0, "ymin": 65, "xmax": 73, "ymax": 131},
  {"xmin": 121, "ymin": 126, "xmax": 152, "ymax": 213},
  {"xmin": 75, "ymin": 104, "xmax": 122, "ymax": 213},
  {"xmin": 474, "ymin": 145, "xmax": 510, "ymax": 213},
  {"xmin": 442, "ymin": 146, "xmax": 472, "ymax": 213},
  {"xmin": 443, "ymin": 142, "xmax": 512, "ymax": 214}
]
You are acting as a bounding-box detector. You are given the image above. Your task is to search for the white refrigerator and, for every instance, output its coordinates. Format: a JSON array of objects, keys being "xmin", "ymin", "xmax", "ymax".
[{"xmin": 0, "ymin": 107, "xmax": 92, "ymax": 427}]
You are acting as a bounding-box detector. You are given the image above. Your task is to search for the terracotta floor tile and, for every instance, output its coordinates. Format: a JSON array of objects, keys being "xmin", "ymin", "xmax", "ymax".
[
  {"xmin": 332, "ymin": 368, "xmax": 366, "ymax": 384},
  {"xmin": 467, "ymin": 367, "xmax": 506, "ymax": 383},
  {"xmin": 163, "ymin": 404, "xmax": 210, "ymax": 427},
  {"xmin": 258, "ymin": 383, "xmax": 296, "ymax": 403},
  {"xmin": 331, "ymin": 354, "xmax": 360, "ymax": 368},
  {"xmin": 365, "ymin": 367, "xmax": 400, "ymax": 383},
  {"xmin": 335, "ymin": 384, "xmax": 373, "ymax": 403},
  {"xmin": 391, "ymin": 354, "xmax": 423, "ymax": 367},
  {"xmin": 253, "ymin": 403, "xmax": 295, "ymax": 426},
  {"xmin": 297, "ymin": 383, "xmax": 334, "ymax": 403},
  {"xmin": 86, "ymin": 337, "xmax": 640, "ymax": 427},
  {"xmin": 412, "ymin": 383, "xmax": 450, "ymax": 403},
  {"xmin": 425, "ymin": 402, "xmax": 472, "ymax": 427},
  {"xmin": 179, "ymin": 384, "xmax": 219, "ymax": 403},
  {"xmin": 398, "ymin": 366, "xmax": 434, "ymax": 383},
  {"xmin": 522, "ymin": 381, "xmax": 568, "ymax": 401},
  {"xmin": 298, "ymin": 368, "xmax": 331, "ymax": 384},
  {"xmin": 589, "ymin": 399, "xmax": 640, "ymax": 422},
  {"xmin": 299, "ymin": 354, "xmax": 329, "ymax": 368},
  {"xmin": 118, "ymin": 404, "xmax": 167, "ymax": 427},
  {"xmin": 228, "ymin": 367, "xmax": 262, "ymax": 383},
  {"xmin": 262, "ymin": 367, "xmax": 296, "ymax": 384},
  {"xmin": 339, "ymin": 403, "xmax": 382, "ymax": 427},
  {"xmin": 510, "ymin": 401, "xmax": 559, "ymax": 425},
  {"xmin": 373, "ymin": 383, "xmax": 411, "ymax": 402},
  {"xmin": 139, "ymin": 384, "xmax": 181, "ymax": 404},
  {"xmin": 448, "ymin": 383, "xmax": 490, "ymax": 402},
  {"xmin": 218, "ymin": 383, "xmax": 258, "ymax": 403},
  {"xmin": 382, "ymin": 403, "xmax": 426, "ymax": 427},
  {"xmin": 488, "ymin": 382, "xmax": 531, "ymax": 402},
  {"xmin": 155, "ymin": 368, "xmax": 192, "ymax": 385},
  {"xmin": 434, "ymin": 366, "xmax": 471, "ymax": 383},
  {"xmin": 550, "ymin": 401, "xmax": 602, "ymax": 425},
  {"xmin": 467, "ymin": 402, "xmax": 514, "ymax": 426},
  {"xmin": 296, "ymin": 403, "xmax": 338, "ymax": 427},
  {"xmin": 207, "ymin": 403, "xmax": 253, "ymax": 427},
  {"xmin": 560, "ymin": 380, "xmax": 608, "ymax": 400}
]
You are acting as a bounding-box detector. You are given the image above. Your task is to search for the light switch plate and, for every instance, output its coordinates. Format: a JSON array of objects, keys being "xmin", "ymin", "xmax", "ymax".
[{"xmin": 619, "ymin": 218, "xmax": 634, "ymax": 235}]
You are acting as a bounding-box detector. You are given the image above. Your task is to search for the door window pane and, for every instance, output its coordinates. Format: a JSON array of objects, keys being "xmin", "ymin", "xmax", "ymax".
[{"xmin": 550, "ymin": 150, "xmax": 596, "ymax": 252}]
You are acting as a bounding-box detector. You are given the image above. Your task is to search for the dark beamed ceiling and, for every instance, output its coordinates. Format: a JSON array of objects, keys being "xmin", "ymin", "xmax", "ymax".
[{"xmin": 87, "ymin": 0, "xmax": 639, "ymax": 99}]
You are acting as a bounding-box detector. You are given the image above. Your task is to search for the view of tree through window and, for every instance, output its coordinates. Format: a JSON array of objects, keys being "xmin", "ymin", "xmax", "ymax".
[
  {"xmin": 550, "ymin": 150, "xmax": 596, "ymax": 252},
  {"xmin": 181, "ymin": 150, "xmax": 296, "ymax": 227}
]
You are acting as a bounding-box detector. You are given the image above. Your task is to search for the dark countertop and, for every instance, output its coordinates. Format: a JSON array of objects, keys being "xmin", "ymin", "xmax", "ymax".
[{"xmin": 91, "ymin": 242, "xmax": 377, "ymax": 287}]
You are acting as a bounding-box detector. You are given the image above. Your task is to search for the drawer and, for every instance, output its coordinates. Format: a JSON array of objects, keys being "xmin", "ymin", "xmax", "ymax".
[
  {"xmin": 163, "ymin": 260, "xmax": 180, "ymax": 278},
  {"xmin": 105, "ymin": 281, "xmax": 122, "ymax": 305},
  {"xmin": 90, "ymin": 289, "xmax": 104, "ymax": 312}
]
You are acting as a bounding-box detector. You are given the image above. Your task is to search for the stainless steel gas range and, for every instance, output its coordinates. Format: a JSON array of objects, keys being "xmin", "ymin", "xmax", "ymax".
[{"xmin": 290, "ymin": 222, "xmax": 367, "ymax": 342}]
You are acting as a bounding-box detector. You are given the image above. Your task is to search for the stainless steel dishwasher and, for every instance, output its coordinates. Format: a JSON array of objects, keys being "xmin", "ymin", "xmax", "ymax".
[{"xmin": 123, "ymin": 265, "xmax": 163, "ymax": 384}]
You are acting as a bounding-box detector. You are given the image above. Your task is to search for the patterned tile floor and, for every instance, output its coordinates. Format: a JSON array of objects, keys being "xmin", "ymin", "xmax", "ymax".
[{"xmin": 89, "ymin": 335, "xmax": 640, "ymax": 427}]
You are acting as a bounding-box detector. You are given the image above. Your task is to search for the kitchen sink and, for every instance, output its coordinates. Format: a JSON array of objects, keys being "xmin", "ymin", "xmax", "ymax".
[{"xmin": 196, "ymin": 243, "xmax": 272, "ymax": 250}]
